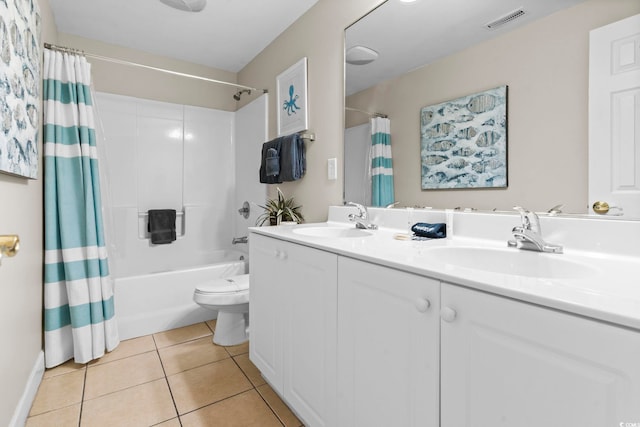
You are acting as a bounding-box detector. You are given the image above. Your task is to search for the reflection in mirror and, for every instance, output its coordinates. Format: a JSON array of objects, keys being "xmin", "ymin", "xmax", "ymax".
[{"xmin": 344, "ymin": 0, "xmax": 640, "ymax": 218}]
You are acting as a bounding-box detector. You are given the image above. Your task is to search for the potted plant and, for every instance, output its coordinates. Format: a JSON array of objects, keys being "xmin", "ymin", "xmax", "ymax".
[{"xmin": 257, "ymin": 188, "xmax": 304, "ymax": 226}]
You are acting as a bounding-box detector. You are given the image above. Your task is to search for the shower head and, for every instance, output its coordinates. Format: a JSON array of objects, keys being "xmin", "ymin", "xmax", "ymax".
[{"xmin": 233, "ymin": 89, "xmax": 252, "ymax": 101}]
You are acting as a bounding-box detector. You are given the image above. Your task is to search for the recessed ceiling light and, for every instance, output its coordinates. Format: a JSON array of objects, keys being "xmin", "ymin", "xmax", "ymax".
[
  {"xmin": 346, "ymin": 46, "xmax": 379, "ymax": 65},
  {"xmin": 159, "ymin": 0, "xmax": 207, "ymax": 12},
  {"xmin": 399, "ymin": 0, "xmax": 419, "ymax": 4}
]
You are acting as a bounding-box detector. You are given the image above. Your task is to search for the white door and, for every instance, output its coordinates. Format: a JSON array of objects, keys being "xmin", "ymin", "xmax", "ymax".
[
  {"xmin": 440, "ymin": 283, "xmax": 640, "ymax": 427},
  {"xmin": 337, "ymin": 258, "xmax": 440, "ymax": 427},
  {"xmin": 249, "ymin": 233, "xmax": 284, "ymax": 392},
  {"xmin": 283, "ymin": 242, "xmax": 337, "ymax": 427},
  {"xmin": 589, "ymin": 13, "xmax": 640, "ymax": 218}
]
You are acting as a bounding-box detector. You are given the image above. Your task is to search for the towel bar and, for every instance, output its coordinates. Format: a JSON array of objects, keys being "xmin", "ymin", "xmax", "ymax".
[
  {"xmin": 138, "ymin": 211, "xmax": 184, "ymax": 218},
  {"xmin": 299, "ymin": 132, "xmax": 315, "ymax": 143}
]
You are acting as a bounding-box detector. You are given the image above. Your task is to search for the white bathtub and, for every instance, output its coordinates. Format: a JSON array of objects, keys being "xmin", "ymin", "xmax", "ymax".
[{"xmin": 114, "ymin": 250, "xmax": 248, "ymax": 340}]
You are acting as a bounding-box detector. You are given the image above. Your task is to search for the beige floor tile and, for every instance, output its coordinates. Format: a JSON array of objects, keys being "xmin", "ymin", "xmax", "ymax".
[
  {"xmin": 257, "ymin": 383, "xmax": 303, "ymax": 427},
  {"xmin": 153, "ymin": 418, "xmax": 181, "ymax": 427},
  {"xmin": 159, "ymin": 336, "xmax": 229, "ymax": 376},
  {"xmin": 205, "ymin": 319, "xmax": 217, "ymax": 333},
  {"xmin": 43, "ymin": 359, "xmax": 86, "ymax": 379},
  {"xmin": 167, "ymin": 358, "xmax": 252, "ymax": 415},
  {"xmin": 81, "ymin": 379, "xmax": 176, "ymax": 427},
  {"xmin": 224, "ymin": 340, "xmax": 249, "ymax": 356},
  {"xmin": 84, "ymin": 351, "xmax": 164, "ymax": 400},
  {"xmin": 29, "ymin": 370, "xmax": 84, "ymax": 416},
  {"xmin": 90, "ymin": 335, "xmax": 156, "ymax": 366},
  {"xmin": 180, "ymin": 389, "xmax": 282, "ymax": 427},
  {"xmin": 25, "ymin": 403, "xmax": 80, "ymax": 427},
  {"xmin": 233, "ymin": 353, "xmax": 266, "ymax": 387},
  {"xmin": 154, "ymin": 323, "xmax": 212, "ymax": 348}
]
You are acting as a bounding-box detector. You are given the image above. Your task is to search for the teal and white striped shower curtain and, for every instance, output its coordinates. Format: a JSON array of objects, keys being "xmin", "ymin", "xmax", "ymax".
[
  {"xmin": 370, "ymin": 117, "xmax": 394, "ymax": 207},
  {"xmin": 43, "ymin": 48, "xmax": 119, "ymax": 368}
]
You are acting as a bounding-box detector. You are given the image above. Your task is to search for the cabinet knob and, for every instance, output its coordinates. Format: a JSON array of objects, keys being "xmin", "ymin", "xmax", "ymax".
[
  {"xmin": 415, "ymin": 298, "xmax": 431, "ymax": 313},
  {"xmin": 441, "ymin": 307, "xmax": 457, "ymax": 323}
]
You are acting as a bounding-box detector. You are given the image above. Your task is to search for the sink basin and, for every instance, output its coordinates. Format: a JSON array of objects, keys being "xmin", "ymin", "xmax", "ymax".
[
  {"xmin": 422, "ymin": 246, "xmax": 598, "ymax": 279},
  {"xmin": 292, "ymin": 226, "xmax": 373, "ymax": 238}
]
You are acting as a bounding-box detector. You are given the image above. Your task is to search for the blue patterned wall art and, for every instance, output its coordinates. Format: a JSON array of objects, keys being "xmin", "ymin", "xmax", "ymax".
[
  {"xmin": 0, "ymin": 0, "xmax": 40, "ymax": 179},
  {"xmin": 420, "ymin": 86, "xmax": 507, "ymax": 190}
]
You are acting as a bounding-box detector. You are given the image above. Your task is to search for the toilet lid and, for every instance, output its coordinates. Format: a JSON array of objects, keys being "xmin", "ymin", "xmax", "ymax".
[{"xmin": 195, "ymin": 274, "xmax": 249, "ymax": 295}]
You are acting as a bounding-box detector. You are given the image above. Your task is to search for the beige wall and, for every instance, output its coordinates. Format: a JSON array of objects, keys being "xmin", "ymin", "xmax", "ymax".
[
  {"xmin": 347, "ymin": 0, "xmax": 640, "ymax": 214},
  {"xmin": 239, "ymin": 0, "xmax": 385, "ymax": 222},
  {"xmin": 0, "ymin": 0, "xmax": 56, "ymax": 424},
  {"xmin": 57, "ymin": 34, "xmax": 240, "ymax": 111}
]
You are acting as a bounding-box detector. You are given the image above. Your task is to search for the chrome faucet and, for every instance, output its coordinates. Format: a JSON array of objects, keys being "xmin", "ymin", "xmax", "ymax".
[
  {"xmin": 508, "ymin": 206, "xmax": 563, "ymax": 254},
  {"xmin": 232, "ymin": 236, "xmax": 248, "ymax": 244},
  {"xmin": 346, "ymin": 202, "xmax": 378, "ymax": 230}
]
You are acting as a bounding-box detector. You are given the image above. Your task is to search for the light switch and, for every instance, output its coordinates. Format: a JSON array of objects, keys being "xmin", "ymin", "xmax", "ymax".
[{"xmin": 328, "ymin": 158, "xmax": 337, "ymax": 180}]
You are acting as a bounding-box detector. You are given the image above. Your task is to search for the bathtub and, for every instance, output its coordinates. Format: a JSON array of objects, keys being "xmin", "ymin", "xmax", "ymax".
[{"xmin": 114, "ymin": 250, "xmax": 248, "ymax": 340}]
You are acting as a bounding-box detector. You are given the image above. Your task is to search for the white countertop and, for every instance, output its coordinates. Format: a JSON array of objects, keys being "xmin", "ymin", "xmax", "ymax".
[{"xmin": 250, "ymin": 215, "xmax": 640, "ymax": 331}]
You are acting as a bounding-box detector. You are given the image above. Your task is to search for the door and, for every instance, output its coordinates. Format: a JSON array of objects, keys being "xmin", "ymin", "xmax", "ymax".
[
  {"xmin": 249, "ymin": 233, "xmax": 285, "ymax": 391},
  {"xmin": 589, "ymin": 13, "xmax": 640, "ymax": 218},
  {"xmin": 337, "ymin": 258, "xmax": 440, "ymax": 427},
  {"xmin": 440, "ymin": 283, "xmax": 640, "ymax": 427},
  {"xmin": 282, "ymin": 242, "xmax": 338, "ymax": 427}
]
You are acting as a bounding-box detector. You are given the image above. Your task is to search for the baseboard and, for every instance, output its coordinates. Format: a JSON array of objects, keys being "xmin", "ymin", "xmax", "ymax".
[{"xmin": 9, "ymin": 350, "xmax": 44, "ymax": 427}]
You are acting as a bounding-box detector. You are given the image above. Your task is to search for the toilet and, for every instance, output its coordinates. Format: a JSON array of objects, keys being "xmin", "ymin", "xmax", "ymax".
[{"xmin": 193, "ymin": 274, "xmax": 250, "ymax": 346}]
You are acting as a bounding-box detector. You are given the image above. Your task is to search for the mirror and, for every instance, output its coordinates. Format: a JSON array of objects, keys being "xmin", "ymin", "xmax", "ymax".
[{"xmin": 344, "ymin": 0, "xmax": 640, "ymax": 218}]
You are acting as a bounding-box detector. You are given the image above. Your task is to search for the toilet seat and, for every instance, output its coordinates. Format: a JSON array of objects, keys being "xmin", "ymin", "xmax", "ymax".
[{"xmin": 194, "ymin": 274, "xmax": 249, "ymax": 306}]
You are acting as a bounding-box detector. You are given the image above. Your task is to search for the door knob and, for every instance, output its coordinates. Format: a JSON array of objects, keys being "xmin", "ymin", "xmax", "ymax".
[
  {"xmin": 592, "ymin": 201, "xmax": 610, "ymax": 214},
  {"xmin": 592, "ymin": 201, "xmax": 623, "ymax": 215},
  {"xmin": 415, "ymin": 298, "xmax": 430, "ymax": 313},
  {"xmin": 441, "ymin": 307, "xmax": 457, "ymax": 323}
]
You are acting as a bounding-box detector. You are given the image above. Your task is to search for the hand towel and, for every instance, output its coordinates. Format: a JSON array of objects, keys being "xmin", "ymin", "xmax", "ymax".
[
  {"xmin": 259, "ymin": 139, "xmax": 283, "ymax": 184},
  {"xmin": 411, "ymin": 222, "xmax": 446, "ymax": 239},
  {"xmin": 265, "ymin": 147, "xmax": 280, "ymax": 176},
  {"xmin": 279, "ymin": 133, "xmax": 306, "ymax": 181},
  {"xmin": 148, "ymin": 209, "xmax": 177, "ymax": 244}
]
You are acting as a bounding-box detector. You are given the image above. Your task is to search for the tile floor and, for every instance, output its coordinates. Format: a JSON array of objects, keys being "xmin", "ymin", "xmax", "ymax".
[{"xmin": 26, "ymin": 321, "xmax": 303, "ymax": 427}]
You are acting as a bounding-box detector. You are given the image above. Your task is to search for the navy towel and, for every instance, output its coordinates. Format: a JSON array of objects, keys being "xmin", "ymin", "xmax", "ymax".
[
  {"xmin": 411, "ymin": 222, "xmax": 446, "ymax": 239},
  {"xmin": 259, "ymin": 139, "xmax": 283, "ymax": 184},
  {"xmin": 148, "ymin": 209, "xmax": 177, "ymax": 244},
  {"xmin": 279, "ymin": 133, "xmax": 306, "ymax": 181}
]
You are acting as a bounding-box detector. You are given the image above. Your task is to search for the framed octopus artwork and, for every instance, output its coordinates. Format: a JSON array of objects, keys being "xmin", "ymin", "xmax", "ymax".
[
  {"xmin": 276, "ymin": 57, "xmax": 308, "ymax": 136},
  {"xmin": 420, "ymin": 85, "xmax": 508, "ymax": 190}
]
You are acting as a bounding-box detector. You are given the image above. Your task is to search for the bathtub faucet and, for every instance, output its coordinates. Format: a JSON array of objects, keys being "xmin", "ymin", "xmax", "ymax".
[{"xmin": 232, "ymin": 236, "xmax": 248, "ymax": 245}]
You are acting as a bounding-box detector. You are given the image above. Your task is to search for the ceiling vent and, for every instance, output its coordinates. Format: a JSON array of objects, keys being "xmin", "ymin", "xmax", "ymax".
[
  {"xmin": 485, "ymin": 8, "xmax": 526, "ymax": 30},
  {"xmin": 159, "ymin": 0, "xmax": 207, "ymax": 12},
  {"xmin": 346, "ymin": 46, "xmax": 379, "ymax": 65}
]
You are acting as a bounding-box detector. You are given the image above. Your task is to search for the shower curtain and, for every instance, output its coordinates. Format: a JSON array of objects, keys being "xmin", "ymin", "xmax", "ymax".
[
  {"xmin": 370, "ymin": 117, "xmax": 395, "ymax": 207},
  {"xmin": 43, "ymin": 48, "xmax": 119, "ymax": 368}
]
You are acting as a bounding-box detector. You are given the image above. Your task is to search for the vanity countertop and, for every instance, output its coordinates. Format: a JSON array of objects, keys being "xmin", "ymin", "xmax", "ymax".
[{"xmin": 250, "ymin": 219, "xmax": 640, "ymax": 331}]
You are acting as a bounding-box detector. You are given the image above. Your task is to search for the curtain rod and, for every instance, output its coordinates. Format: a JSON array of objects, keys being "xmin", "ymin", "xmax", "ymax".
[
  {"xmin": 345, "ymin": 106, "xmax": 388, "ymax": 118},
  {"xmin": 44, "ymin": 42, "xmax": 267, "ymax": 94}
]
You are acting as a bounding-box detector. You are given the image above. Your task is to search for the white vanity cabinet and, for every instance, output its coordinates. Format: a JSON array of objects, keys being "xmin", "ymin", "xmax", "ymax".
[
  {"xmin": 249, "ymin": 233, "xmax": 338, "ymax": 427},
  {"xmin": 337, "ymin": 257, "xmax": 440, "ymax": 427},
  {"xmin": 440, "ymin": 282, "xmax": 640, "ymax": 426}
]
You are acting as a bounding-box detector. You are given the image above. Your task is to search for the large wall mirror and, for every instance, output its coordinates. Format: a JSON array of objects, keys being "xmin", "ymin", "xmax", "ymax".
[{"xmin": 344, "ymin": 0, "xmax": 640, "ymax": 219}]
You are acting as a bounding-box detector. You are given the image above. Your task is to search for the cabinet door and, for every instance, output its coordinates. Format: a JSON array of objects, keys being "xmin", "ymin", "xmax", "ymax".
[
  {"xmin": 249, "ymin": 233, "xmax": 285, "ymax": 392},
  {"xmin": 441, "ymin": 282, "xmax": 640, "ymax": 427},
  {"xmin": 282, "ymin": 242, "xmax": 338, "ymax": 427},
  {"xmin": 337, "ymin": 257, "xmax": 440, "ymax": 427}
]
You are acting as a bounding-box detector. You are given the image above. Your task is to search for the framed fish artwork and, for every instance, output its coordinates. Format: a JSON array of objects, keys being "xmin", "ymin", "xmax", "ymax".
[
  {"xmin": 0, "ymin": 0, "xmax": 41, "ymax": 179},
  {"xmin": 420, "ymin": 86, "xmax": 507, "ymax": 190}
]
